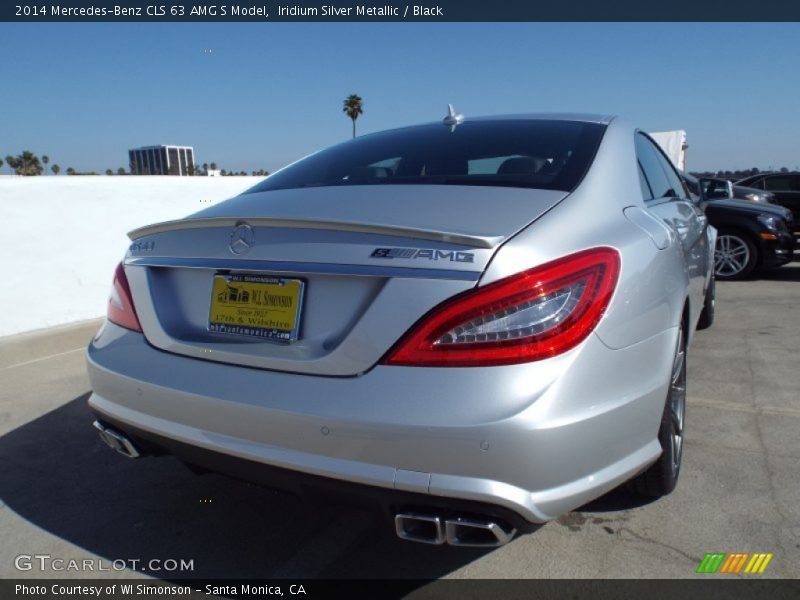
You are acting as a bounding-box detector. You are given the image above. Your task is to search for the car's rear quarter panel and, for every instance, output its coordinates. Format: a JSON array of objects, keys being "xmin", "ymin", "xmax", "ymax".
[{"xmin": 485, "ymin": 117, "xmax": 689, "ymax": 350}]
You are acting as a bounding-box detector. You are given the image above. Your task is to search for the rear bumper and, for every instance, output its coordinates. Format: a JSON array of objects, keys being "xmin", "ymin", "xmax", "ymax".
[
  {"xmin": 91, "ymin": 409, "xmax": 537, "ymax": 534},
  {"xmin": 87, "ymin": 321, "xmax": 676, "ymax": 524}
]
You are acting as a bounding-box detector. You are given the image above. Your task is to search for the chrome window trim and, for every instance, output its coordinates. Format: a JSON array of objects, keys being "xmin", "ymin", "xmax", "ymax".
[{"xmin": 125, "ymin": 256, "xmax": 481, "ymax": 281}]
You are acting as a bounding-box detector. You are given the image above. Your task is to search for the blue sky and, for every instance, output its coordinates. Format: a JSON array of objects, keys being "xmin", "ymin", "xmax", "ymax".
[{"xmin": 2, "ymin": 23, "xmax": 799, "ymax": 173}]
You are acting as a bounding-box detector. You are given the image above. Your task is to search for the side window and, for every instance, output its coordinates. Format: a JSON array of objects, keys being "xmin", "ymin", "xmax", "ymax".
[
  {"xmin": 705, "ymin": 179, "xmax": 731, "ymax": 197},
  {"xmin": 635, "ymin": 134, "xmax": 672, "ymax": 200},
  {"xmin": 657, "ymin": 156, "xmax": 689, "ymax": 199},
  {"xmin": 764, "ymin": 175, "xmax": 797, "ymax": 191},
  {"xmin": 747, "ymin": 177, "xmax": 764, "ymax": 189},
  {"xmin": 638, "ymin": 163, "xmax": 653, "ymax": 200},
  {"xmin": 682, "ymin": 175, "xmax": 700, "ymax": 198}
]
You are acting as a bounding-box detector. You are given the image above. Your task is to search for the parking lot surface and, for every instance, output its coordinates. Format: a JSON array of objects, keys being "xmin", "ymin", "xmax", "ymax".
[{"xmin": 1, "ymin": 264, "xmax": 799, "ymax": 580}]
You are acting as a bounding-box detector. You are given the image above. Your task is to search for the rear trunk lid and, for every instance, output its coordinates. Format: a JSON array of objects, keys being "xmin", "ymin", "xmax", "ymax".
[{"xmin": 124, "ymin": 185, "xmax": 567, "ymax": 376}]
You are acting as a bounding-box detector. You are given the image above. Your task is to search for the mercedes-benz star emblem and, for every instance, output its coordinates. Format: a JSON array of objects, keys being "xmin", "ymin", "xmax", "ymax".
[{"xmin": 229, "ymin": 223, "xmax": 255, "ymax": 255}]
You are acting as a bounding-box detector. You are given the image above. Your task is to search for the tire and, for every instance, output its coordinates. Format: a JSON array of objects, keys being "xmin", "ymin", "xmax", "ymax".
[
  {"xmin": 631, "ymin": 323, "xmax": 686, "ymax": 497},
  {"xmin": 714, "ymin": 230, "xmax": 758, "ymax": 280},
  {"xmin": 697, "ymin": 274, "xmax": 715, "ymax": 330}
]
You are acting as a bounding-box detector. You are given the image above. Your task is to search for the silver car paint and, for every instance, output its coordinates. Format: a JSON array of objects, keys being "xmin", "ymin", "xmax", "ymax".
[
  {"xmin": 87, "ymin": 114, "xmax": 713, "ymax": 523},
  {"xmin": 178, "ymin": 184, "xmax": 568, "ymax": 244},
  {"xmin": 123, "ymin": 186, "xmax": 571, "ymax": 376},
  {"xmin": 482, "ymin": 118, "xmax": 711, "ymax": 349},
  {"xmin": 88, "ymin": 320, "xmax": 670, "ymax": 522}
]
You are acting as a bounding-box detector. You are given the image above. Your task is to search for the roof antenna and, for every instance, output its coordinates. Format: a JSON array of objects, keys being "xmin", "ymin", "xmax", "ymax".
[{"xmin": 443, "ymin": 104, "xmax": 464, "ymax": 131}]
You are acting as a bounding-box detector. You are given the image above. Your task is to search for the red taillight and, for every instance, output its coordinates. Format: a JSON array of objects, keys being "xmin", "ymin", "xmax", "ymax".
[
  {"xmin": 107, "ymin": 262, "xmax": 142, "ymax": 332},
  {"xmin": 382, "ymin": 247, "xmax": 620, "ymax": 367}
]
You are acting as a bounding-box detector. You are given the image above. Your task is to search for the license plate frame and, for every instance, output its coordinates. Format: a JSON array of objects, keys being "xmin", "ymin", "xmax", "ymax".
[{"xmin": 207, "ymin": 273, "xmax": 305, "ymax": 343}]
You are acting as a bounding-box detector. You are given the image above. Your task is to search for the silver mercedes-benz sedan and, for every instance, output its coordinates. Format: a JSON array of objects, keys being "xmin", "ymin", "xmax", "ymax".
[{"xmin": 88, "ymin": 113, "xmax": 716, "ymax": 547}]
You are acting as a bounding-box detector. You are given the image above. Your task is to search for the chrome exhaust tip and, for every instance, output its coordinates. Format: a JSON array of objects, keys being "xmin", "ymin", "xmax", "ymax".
[
  {"xmin": 93, "ymin": 420, "xmax": 141, "ymax": 459},
  {"xmin": 444, "ymin": 517, "xmax": 516, "ymax": 547},
  {"xmin": 394, "ymin": 513, "xmax": 517, "ymax": 547},
  {"xmin": 394, "ymin": 513, "xmax": 446, "ymax": 545}
]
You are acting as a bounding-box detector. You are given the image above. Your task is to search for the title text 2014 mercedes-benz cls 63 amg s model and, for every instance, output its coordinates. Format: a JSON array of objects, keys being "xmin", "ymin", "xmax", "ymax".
[{"xmin": 88, "ymin": 113, "xmax": 716, "ymax": 547}]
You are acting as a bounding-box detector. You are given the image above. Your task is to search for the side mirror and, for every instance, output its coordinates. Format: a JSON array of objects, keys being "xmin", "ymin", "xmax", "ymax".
[{"xmin": 700, "ymin": 178, "xmax": 733, "ymax": 201}]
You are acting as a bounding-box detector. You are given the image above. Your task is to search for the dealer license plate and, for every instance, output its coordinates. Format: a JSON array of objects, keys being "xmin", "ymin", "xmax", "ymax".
[{"xmin": 208, "ymin": 274, "xmax": 304, "ymax": 342}]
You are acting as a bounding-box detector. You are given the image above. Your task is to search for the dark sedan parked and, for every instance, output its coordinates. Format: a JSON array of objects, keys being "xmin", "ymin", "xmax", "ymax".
[
  {"xmin": 703, "ymin": 178, "xmax": 776, "ymax": 204},
  {"xmin": 683, "ymin": 173, "xmax": 795, "ymax": 279},
  {"xmin": 733, "ymin": 185, "xmax": 775, "ymax": 204},
  {"xmin": 736, "ymin": 172, "xmax": 800, "ymax": 229}
]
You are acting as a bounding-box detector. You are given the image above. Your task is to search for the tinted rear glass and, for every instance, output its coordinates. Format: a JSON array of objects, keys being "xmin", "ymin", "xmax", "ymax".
[{"xmin": 246, "ymin": 120, "xmax": 606, "ymax": 194}]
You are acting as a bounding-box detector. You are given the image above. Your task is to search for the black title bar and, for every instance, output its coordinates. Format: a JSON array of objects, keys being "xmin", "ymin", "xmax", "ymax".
[
  {"xmin": 4, "ymin": 0, "xmax": 800, "ymax": 22},
  {"xmin": 3, "ymin": 579, "xmax": 800, "ymax": 600}
]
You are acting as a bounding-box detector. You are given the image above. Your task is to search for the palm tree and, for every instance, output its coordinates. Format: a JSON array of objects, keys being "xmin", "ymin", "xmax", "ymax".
[
  {"xmin": 117, "ymin": 167, "xmax": 126, "ymax": 175},
  {"xmin": 202, "ymin": 163, "xmax": 209, "ymax": 173},
  {"xmin": 66, "ymin": 167, "xmax": 76, "ymax": 175},
  {"xmin": 0, "ymin": 158, "xmax": 3, "ymax": 171},
  {"xmin": 105, "ymin": 169, "xmax": 114, "ymax": 175},
  {"xmin": 51, "ymin": 164, "xmax": 60, "ymax": 175},
  {"xmin": 210, "ymin": 162, "xmax": 217, "ymax": 171},
  {"xmin": 342, "ymin": 94, "xmax": 363, "ymax": 138},
  {"xmin": 6, "ymin": 151, "xmax": 44, "ymax": 176},
  {"xmin": 42, "ymin": 155, "xmax": 49, "ymax": 174}
]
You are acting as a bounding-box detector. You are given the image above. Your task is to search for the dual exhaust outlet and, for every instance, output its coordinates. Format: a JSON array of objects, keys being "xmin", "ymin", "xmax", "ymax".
[
  {"xmin": 395, "ymin": 513, "xmax": 516, "ymax": 547},
  {"xmin": 93, "ymin": 420, "xmax": 141, "ymax": 459}
]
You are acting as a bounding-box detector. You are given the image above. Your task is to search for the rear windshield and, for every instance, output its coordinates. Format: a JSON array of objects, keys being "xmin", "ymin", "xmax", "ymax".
[{"xmin": 246, "ymin": 120, "xmax": 605, "ymax": 194}]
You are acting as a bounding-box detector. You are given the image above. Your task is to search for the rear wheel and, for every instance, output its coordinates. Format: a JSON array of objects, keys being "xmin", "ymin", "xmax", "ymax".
[
  {"xmin": 715, "ymin": 230, "xmax": 757, "ymax": 280},
  {"xmin": 631, "ymin": 323, "xmax": 686, "ymax": 497}
]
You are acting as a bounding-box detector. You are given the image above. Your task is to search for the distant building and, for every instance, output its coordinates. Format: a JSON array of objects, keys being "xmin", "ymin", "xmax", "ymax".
[
  {"xmin": 129, "ymin": 145, "xmax": 195, "ymax": 176},
  {"xmin": 207, "ymin": 169, "xmax": 221, "ymax": 177}
]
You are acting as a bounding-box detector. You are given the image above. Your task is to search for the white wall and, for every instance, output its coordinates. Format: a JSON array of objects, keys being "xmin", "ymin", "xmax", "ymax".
[{"xmin": 0, "ymin": 176, "xmax": 261, "ymax": 337}]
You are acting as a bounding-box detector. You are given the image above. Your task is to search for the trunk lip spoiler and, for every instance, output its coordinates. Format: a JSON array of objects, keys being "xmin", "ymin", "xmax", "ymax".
[{"xmin": 128, "ymin": 217, "xmax": 502, "ymax": 249}]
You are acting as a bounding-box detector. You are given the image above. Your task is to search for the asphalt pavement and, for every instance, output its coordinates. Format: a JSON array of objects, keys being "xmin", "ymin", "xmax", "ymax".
[{"xmin": 1, "ymin": 264, "xmax": 799, "ymax": 581}]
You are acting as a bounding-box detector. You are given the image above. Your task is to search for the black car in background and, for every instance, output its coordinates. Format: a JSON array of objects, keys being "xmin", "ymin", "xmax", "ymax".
[
  {"xmin": 703, "ymin": 178, "xmax": 776, "ymax": 204},
  {"xmin": 733, "ymin": 185, "xmax": 775, "ymax": 204},
  {"xmin": 682, "ymin": 173, "xmax": 795, "ymax": 279},
  {"xmin": 736, "ymin": 172, "xmax": 800, "ymax": 229}
]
